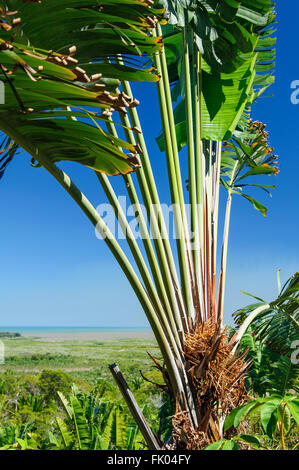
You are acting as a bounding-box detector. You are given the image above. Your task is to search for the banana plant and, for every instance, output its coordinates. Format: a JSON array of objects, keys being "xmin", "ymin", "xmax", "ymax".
[{"xmin": 0, "ymin": 0, "xmax": 278, "ymax": 448}]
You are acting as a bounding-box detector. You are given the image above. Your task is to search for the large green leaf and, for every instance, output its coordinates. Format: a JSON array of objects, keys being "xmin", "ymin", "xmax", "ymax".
[
  {"xmin": 71, "ymin": 396, "xmax": 91, "ymax": 450},
  {"xmin": 160, "ymin": 0, "xmax": 274, "ymax": 72},
  {"xmin": 0, "ymin": 136, "xmax": 19, "ymax": 180}
]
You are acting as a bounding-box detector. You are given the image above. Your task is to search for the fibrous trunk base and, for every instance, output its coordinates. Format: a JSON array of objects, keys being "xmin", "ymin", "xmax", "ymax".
[{"xmin": 172, "ymin": 320, "xmax": 248, "ymax": 450}]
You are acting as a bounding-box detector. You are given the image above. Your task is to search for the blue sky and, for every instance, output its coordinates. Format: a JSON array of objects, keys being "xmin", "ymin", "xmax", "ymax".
[{"xmin": 0, "ymin": 2, "xmax": 298, "ymax": 328}]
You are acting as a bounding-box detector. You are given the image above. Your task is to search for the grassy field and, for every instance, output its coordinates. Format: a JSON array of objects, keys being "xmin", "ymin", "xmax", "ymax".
[{"xmin": 0, "ymin": 335, "xmax": 160, "ymax": 385}]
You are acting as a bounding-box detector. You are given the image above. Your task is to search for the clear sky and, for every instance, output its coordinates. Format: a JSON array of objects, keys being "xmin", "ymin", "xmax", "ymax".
[{"xmin": 0, "ymin": 2, "xmax": 298, "ymax": 328}]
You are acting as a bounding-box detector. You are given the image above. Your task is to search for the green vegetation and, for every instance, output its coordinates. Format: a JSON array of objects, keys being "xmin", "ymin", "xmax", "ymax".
[{"xmin": 0, "ymin": 336, "xmax": 168, "ymax": 450}]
